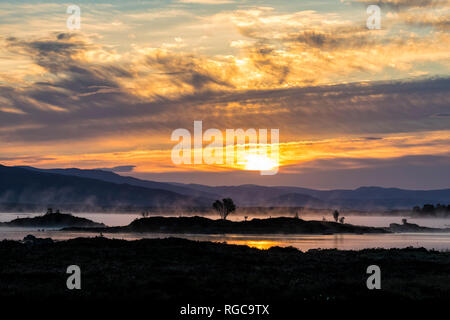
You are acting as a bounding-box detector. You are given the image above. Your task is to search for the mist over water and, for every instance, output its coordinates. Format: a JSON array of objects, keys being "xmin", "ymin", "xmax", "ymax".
[
  {"xmin": 1, "ymin": 212, "xmax": 449, "ymax": 251},
  {"xmin": 2, "ymin": 212, "xmax": 450, "ymax": 227}
]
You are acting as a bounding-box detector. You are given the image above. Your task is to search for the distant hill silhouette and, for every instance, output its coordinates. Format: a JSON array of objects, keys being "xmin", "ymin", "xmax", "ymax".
[
  {"xmin": 267, "ymin": 193, "xmax": 325, "ymax": 207},
  {"xmin": 171, "ymin": 184, "xmax": 450, "ymax": 209},
  {"xmin": 0, "ymin": 165, "xmax": 208, "ymax": 210},
  {"xmin": 3, "ymin": 165, "xmax": 450, "ymax": 210},
  {"xmin": 17, "ymin": 166, "xmax": 216, "ymax": 198}
]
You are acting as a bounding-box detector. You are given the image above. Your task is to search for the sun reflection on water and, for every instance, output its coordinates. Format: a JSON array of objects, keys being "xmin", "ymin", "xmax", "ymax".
[{"xmin": 226, "ymin": 240, "xmax": 282, "ymax": 250}]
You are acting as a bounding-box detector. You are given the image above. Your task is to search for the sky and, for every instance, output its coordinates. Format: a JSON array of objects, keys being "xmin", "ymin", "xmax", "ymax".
[{"xmin": 0, "ymin": 0, "xmax": 449, "ymax": 189}]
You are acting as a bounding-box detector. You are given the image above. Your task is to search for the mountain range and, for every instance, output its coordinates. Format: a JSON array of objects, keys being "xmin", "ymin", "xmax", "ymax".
[
  {"xmin": 1, "ymin": 164, "xmax": 449, "ymax": 211},
  {"xmin": 0, "ymin": 165, "xmax": 208, "ymax": 211}
]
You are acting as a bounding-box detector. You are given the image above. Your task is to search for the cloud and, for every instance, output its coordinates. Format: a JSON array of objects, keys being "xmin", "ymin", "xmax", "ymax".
[
  {"xmin": 286, "ymin": 28, "xmax": 371, "ymax": 50},
  {"xmin": 350, "ymin": 0, "xmax": 449, "ymax": 10},
  {"xmin": 144, "ymin": 49, "xmax": 234, "ymax": 90},
  {"xmin": 177, "ymin": 0, "xmax": 235, "ymax": 4},
  {"xmin": 97, "ymin": 165, "xmax": 136, "ymax": 173},
  {"xmin": 351, "ymin": 0, "xmax": 450, "ymax": 31},
  {"xmin": 0, "ymin": 156, "xmax": 56, "ymax": 163},
  {"xmin": 289, "ymin": 154, "xmax": 450, "ymax": 172},
  {"xmin": 130, "ymin": 152, "xmax": 450, "ymax": 189},
  {"xmin": 0, "ymin": 32, "xmax": 449, "ymax": 144},
  {"xmin": 2, "ymin": 6, "xmax": 450, "ymax": 95},
  {"xmin": 433, "ymin": 113, "xmax": 450, "ymax": 118},
  {"xmin": 219, "ymin": 7, "xmax": 450, "ymax": 87},
  {"xmin": 395, "ymin": 9, "xmax": 450, "ymax": 30},
  {"xmin": 1, "ymin": 51, "xmax": 449, "ymax": 143},
  {"xmin": 0, "ymin": 2, "xmax": 448, "ymax": 189}
]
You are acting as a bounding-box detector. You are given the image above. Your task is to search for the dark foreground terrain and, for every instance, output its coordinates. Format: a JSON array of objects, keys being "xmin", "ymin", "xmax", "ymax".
[{"xmin": 1, "ymin": 237, "xmax": 448, "ymax": 304}]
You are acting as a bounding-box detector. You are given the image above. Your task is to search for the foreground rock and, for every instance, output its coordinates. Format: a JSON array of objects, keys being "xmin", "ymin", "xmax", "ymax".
[
  {"xmin": 23, "ymin": 234, "xmax": 54, "ymax": 245},
  {"xmin": 0, "ymin": 237, "xmax": 448, "ymax": 303},
  {"xmin": 64, "ymin": 216, "xmax": 388, "ymax": 234},
  {"xmin": 1, "ymin": 212, "xmax": 105, "ymax": 228}
]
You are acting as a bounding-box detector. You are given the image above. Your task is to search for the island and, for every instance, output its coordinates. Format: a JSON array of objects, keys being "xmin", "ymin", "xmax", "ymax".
[
  {"xmin": 62, "ymin": 216, "xmax": 391, "ymax": 234},
  {"xmin": 389, "ymin": 219, "xmax": 450, "ymax": 233},
  {"xmin": 0, "ymin": 208, "xmax": 106, "ymax": 228}
]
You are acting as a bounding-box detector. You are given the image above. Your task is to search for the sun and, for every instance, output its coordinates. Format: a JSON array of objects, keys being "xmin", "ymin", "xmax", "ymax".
[{"xmin": 244, "ymin": 154, "xmax": 278, "ymax": 171}]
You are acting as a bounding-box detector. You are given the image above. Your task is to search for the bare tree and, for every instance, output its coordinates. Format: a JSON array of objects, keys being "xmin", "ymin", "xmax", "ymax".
[
  {"xmin": 333, "ymin": 210, "xmax": 340, "ymax": 222},
  {"xmin": 213, "ymin": 198, "xmax": 236, "ymax": 220}
]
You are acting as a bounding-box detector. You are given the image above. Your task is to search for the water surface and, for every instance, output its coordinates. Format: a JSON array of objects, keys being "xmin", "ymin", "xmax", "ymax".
[
  {"xmin": 1, "ymin": 213, "xmax": 449, "ymax": 251},
  {"xmin": 1, "ymin": 212, "xmax": 449, "ymax": 228}
]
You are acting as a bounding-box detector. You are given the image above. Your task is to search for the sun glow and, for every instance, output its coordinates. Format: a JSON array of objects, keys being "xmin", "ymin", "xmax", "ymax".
[
  {"xmin": 244, "ymin": 154, "xmax": 278, "ymax": 171},
  {"xmin": 227, "ymin": 240, "xmax": 281, "ymax": 250}
]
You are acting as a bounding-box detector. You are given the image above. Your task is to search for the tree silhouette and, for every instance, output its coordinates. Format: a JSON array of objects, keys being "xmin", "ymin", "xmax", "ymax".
[
  {"xmin": 213, "ymin": 198, "xmax": 236, "ymax": 220},
  {"xmin": 333, "ymin": 210, "xmax": 340, "ymax": 222},
  {"xmin": 411, "ymin": 204, "xmax": 450, "ymax": 216}
]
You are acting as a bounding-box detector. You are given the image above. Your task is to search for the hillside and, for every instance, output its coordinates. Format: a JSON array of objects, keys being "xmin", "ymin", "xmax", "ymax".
[
  {"xmin": 1, "ymin": 212, "xmax": 105, "ymax": 228},
  {"xmin": 17, "ymin": 166, "xmax": 216, "ymax": 199},
  {"xmin": 177, "ymin": 184, "xmax": 450, "ymax": 209},
  {"xmin": 0, "ymin": 165, "xmax": 207, "ymax": 210},
  {"xmin": 64, "ymin": 216, "xmax": 388, "ymax": 234},
  {"xmin": 4, "ymin": 165, "xmax": 450, "ymax": 210}
]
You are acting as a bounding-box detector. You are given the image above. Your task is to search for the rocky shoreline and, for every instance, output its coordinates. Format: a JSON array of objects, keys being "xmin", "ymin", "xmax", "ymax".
[
  {"xmin": 62, "ymin": 216, "xmax": 390, "ymax": 234},
  {"xmin": 0, "ymin": 211, "xmax": 105, "ymax": 228},
  {"xmin": 2, "ymin": 212, "xmax": 450, "ymax": 235},
  {"xmin": 63, "ymin": 216, "xmax": 450, "ymax": 235}
]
